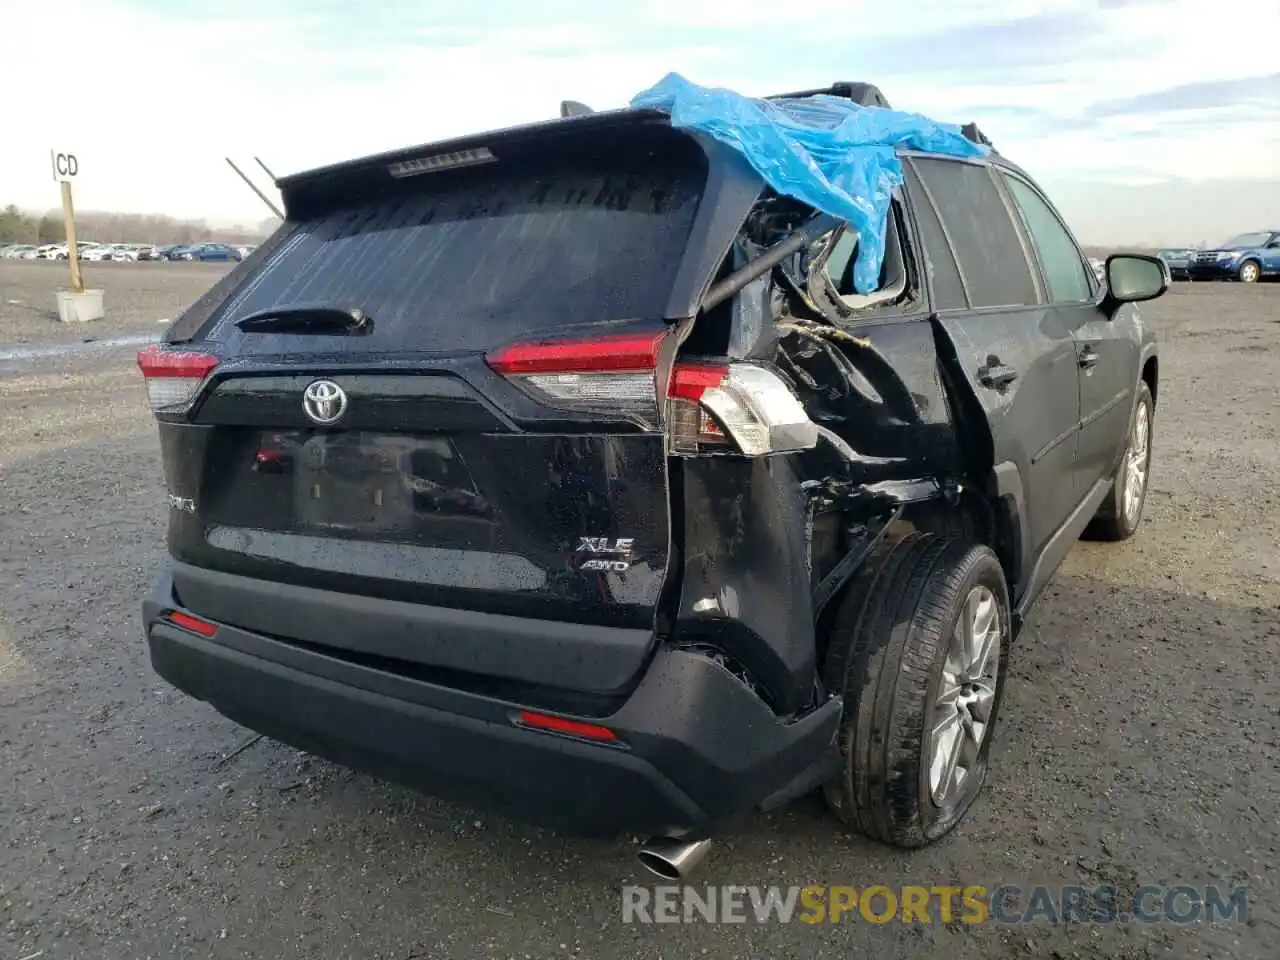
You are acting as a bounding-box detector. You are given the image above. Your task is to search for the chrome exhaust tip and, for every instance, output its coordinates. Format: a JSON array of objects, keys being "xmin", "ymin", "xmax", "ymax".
[{"xmin": 637, "ymin": 836, "xmax": 712, "ymax": 880}]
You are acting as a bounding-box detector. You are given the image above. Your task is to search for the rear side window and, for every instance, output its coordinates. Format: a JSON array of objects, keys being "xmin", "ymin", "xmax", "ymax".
[
  {"xmin": 909, "ymin": 157, "xmax": 1037, "ymax": 309},
  {"xmin": 1000, "ymin": 174, "xmax": 1094, "ymax": 303},
  {"xmin": 902, "ymin": 163, "xmax": 966, "ymax": 310},
  {"xmin": 210, "ymin": 159, "xmax": 705, "ymax": 351}
]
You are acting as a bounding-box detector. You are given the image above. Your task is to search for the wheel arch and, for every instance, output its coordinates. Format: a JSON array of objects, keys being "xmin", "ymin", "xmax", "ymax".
[
  {"xmin": 1141, "ymin": 353, "xmax": 1158, "ymax": 406},
  {"xmin": 1238, "ymin": 257, "xmax": 1262, "ymax": 280},
  {"xmin": 897, "ymin": 468, "xmax": 1027, "ymax": 616}
]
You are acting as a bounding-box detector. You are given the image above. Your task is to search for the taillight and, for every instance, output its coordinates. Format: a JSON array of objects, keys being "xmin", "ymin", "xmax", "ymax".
[
  {"xmin": 486, "ymin": 331, "xmax": 665, "ymax": 424},
  {"xmin": 485, "ymin": 331, "xmax": 818, "ymax": 457},
  {"xmin": 136, "ymin": 344, "xmax": 218, "ymax": 414},
  {"xmin": 667, "ymin": 362, "xmax": 818, "ymax": 457}
]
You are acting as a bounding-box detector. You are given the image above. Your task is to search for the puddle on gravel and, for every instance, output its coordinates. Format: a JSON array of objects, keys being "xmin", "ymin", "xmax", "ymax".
[{"xmin": 0, "ymin": 332, "xmax": 161, "ymax": 365}]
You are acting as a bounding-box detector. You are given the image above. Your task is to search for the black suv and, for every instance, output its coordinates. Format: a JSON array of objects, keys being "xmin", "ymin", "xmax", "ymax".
[{"xmin": 138, "ymin": 82, "xmax": 1165, "ymax": 878}]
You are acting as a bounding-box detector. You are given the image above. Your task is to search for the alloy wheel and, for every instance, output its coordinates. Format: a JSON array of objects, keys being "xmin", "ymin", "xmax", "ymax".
[
  {"xmin": 927, "ymin": 586, "xmax": 1001, "ymax": 807},
  {"xmin": 1123, "ymin": 397, "xmax": 1151, "ymax": 527}
]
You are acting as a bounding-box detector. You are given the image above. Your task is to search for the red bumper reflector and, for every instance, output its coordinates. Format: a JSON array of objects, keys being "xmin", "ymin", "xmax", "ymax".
[
  {"xmin": 165, "ymin": 610, "xmax": 218, "ymax": 638},
  {"xmin": 516, "ymin": 709, "xmax": 618, "ymax": 742}
]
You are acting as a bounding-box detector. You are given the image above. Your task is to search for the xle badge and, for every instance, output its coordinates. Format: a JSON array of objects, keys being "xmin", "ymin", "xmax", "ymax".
[{"xmin": 576, "ymin": 537, "xmax": 634, "ymax": 572}]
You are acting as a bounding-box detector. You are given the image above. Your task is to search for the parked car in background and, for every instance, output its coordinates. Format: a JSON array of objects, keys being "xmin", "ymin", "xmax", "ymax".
[
  {"xmin": 1156, "ymin": 249, "xmax": 1194, "ymax": 281},
  {"xmin": 5, "ymin": 244, "xmax": 39, "ymax": 259},
  {"xmin": 1187, "ymin": 230, "xmax": 1280, "ymax": 283},
  {"xmin": 106, "ymin": 243, "xmax": 146, "ymax": 261},
  {"xmin": 172, "ymin": 242, "xmax": 243, "ymax": 262},
  {"xmin": 140, "ymin": 244, "xmax": 194, "ymax": 261},
  {"xmin": 235, "ymin": 244, "xmax": 259, "ymax": 258},
  {"xmin": 79, "ymin": 243, "xmax": 114, "ymax": 262}
]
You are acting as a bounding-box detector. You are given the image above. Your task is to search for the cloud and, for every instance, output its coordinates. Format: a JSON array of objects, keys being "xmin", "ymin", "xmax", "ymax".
[
  {"xmin": 1, "ymin": 0, "xmax": 1276, "ymax": 241},
  {"xmin": 1088, "ymin": 73, "xmax": 1280, "ymax": 118}
]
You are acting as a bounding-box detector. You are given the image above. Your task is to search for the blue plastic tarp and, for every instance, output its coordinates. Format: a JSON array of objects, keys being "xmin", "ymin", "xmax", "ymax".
[{"xmin": 631, "ymin": 73, "xmax": 989, "ymax": 295}]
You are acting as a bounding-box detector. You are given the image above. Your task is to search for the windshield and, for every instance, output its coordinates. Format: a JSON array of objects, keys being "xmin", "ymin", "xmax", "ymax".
[{"xmin": 1221, "ymin": 232, "xmax": 1271, "ymax": 249}]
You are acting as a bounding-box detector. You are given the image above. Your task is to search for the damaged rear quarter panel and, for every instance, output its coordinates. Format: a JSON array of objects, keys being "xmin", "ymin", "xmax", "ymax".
[{"xmin": 672, "ymin": 308, "xmax": 972, "ymax": 716}]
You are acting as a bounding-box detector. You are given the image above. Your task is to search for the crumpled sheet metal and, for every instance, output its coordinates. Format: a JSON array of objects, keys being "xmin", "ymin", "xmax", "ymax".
[{"xmin": 631, "ymin": 73, "xmax": 988, "ymax": 295}]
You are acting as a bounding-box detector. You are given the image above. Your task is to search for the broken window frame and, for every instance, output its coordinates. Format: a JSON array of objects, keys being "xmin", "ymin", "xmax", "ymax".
[{"xmin": 803, "ymin": 197, "xmax": 914, "ymax": 321}]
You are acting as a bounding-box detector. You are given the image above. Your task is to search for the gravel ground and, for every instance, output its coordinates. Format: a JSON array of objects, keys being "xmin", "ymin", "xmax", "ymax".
[
  {"xmin": 0, "ymin": 259, "xmax": 230, "ymax": 346},
  {"xmin": 1, "ymin": 260, "xmax": 1277, "ymax": 960}
]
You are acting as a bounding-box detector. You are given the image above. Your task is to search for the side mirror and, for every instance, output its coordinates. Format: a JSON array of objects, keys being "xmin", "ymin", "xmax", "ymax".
[{"xmin": 1105, "ymin": 254, "xmax": 1168, "ymax": 305}]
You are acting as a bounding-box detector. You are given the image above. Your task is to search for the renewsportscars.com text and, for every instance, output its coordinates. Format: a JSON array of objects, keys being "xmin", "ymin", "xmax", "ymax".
[{"xmin": 621, "ymin": 884, "xmax": 1249, "ymax": 925}]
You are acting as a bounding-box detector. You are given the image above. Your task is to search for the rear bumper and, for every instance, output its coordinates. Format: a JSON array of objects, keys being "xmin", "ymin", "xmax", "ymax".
[{"xmin": 142, "ymin": 564, "xmax": 841, "ymax": 838}]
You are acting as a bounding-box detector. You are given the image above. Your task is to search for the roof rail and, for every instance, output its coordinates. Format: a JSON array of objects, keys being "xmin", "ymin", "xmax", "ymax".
[
  {"xmin": 961, "ymin": 121, "xmax": 997, "ymax": 152},
  {"xmin": 766, "ymin": 82, "xmax": 890, "ymax": 109}
]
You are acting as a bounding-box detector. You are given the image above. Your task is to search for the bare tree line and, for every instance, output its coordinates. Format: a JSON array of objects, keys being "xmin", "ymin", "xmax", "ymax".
[{"xmin": 0, "ymin": 204, "xmax": 280, "ymax": 246}]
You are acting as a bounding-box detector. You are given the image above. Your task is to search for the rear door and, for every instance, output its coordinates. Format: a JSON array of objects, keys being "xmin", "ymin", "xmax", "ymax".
[
  {"xmin": 902, "ymin": 155, "xmax": 1081, "ymax": 577},
  {"xmin": 1263, "ymin": 233, "xmax": 1280, "ymax": 275},
  {"xmin": 154, "ymin": 124, "xmax": 716, "ymax": 698},
  {"xmin": 995, "ymin": 169, "xmax": 1131, "ymax": 496}
]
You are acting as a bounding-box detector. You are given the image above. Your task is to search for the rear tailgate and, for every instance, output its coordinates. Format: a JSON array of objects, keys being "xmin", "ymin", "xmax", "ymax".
[{"xmin": 153, "ymin": 120, "xmax": 722, "ymax": 701}]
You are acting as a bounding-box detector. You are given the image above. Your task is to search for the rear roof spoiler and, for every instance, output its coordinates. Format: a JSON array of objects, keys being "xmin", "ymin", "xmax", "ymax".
[{"xmin": 276, "ymin": 108, "xmax": 682, "ymax": 218}]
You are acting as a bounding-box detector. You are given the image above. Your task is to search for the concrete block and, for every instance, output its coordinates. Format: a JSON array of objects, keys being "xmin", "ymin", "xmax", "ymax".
[{"xmin": 56, "ymin": 289, "xmax": 105, "ymax": 323}]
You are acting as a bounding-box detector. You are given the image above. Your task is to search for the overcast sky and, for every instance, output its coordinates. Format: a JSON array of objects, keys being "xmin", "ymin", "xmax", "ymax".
[{"xmin": 4, "ymin": 0, "xmax": 1277, "ymax": 245}]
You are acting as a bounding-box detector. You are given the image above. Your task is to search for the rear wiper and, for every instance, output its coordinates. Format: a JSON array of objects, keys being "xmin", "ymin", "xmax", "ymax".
[{"xmin": 235, "ymin": 304, "xmax": 372, "ymax": 335}]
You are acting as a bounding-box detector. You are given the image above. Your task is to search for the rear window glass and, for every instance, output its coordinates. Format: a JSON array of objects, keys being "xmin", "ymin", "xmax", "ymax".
[
  {"xmin": 909, "ymin": 157, "xmax": 1037, "ymax": 309},
  {"xmin": 902, "ymin": 163, "xmax": 966, "ymax": 310},
  {"xmin": 209, "ymin": 160, "xmax": 706, "ymax": 351}
]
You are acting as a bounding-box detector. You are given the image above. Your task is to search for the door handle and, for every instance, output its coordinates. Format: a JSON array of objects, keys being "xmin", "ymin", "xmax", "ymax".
[
  {"xmin": 978, "ymin": 359, "xmax": 1018, "ymax": 389},
  {"xmin": 1078, "ymin": 347, "xmax": 1099, "ymax": 369}
]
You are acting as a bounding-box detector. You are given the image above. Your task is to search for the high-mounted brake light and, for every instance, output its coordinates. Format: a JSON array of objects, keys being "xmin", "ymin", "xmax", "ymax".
[
  {"xmin": 666, "ymin": 362, "xmax": 818, "ymax": 457},
  {"xmin": 387, "ymin": 147, "xmax": 496, "ymax": 179},
  {"xmin": 486, "ymin": 332, "xmax": 666, "ymax": 422},
  {"xmin": 136, "ymin": 344, "xmax": 218, "ymax": 414}
]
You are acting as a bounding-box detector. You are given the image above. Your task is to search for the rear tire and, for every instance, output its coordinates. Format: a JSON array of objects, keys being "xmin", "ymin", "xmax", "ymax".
[
  {"xmin": 821, "ymin": 534, "xmax": 1011, "ymax": 848},
  {"xmin": 1087, "ymin": 380, "xmax": 1153, "ymax": 541}
]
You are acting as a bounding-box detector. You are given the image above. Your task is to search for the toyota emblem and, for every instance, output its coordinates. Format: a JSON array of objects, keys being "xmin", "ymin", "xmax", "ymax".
[{"xmin": 302, "ymin": 380, "xmax": 348, "ymax": 425}]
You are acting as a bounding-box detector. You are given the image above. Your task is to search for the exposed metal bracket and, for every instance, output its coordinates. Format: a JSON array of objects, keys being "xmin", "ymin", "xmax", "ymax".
[{"xmin": 810, "ymin": 505, "xmax": 903, "ymax": 619}]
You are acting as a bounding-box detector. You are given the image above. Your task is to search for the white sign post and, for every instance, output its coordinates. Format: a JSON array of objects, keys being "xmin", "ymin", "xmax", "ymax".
[{"xmin": 50, "ymin": 149, "xmax": 103, "ymax": 321}]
